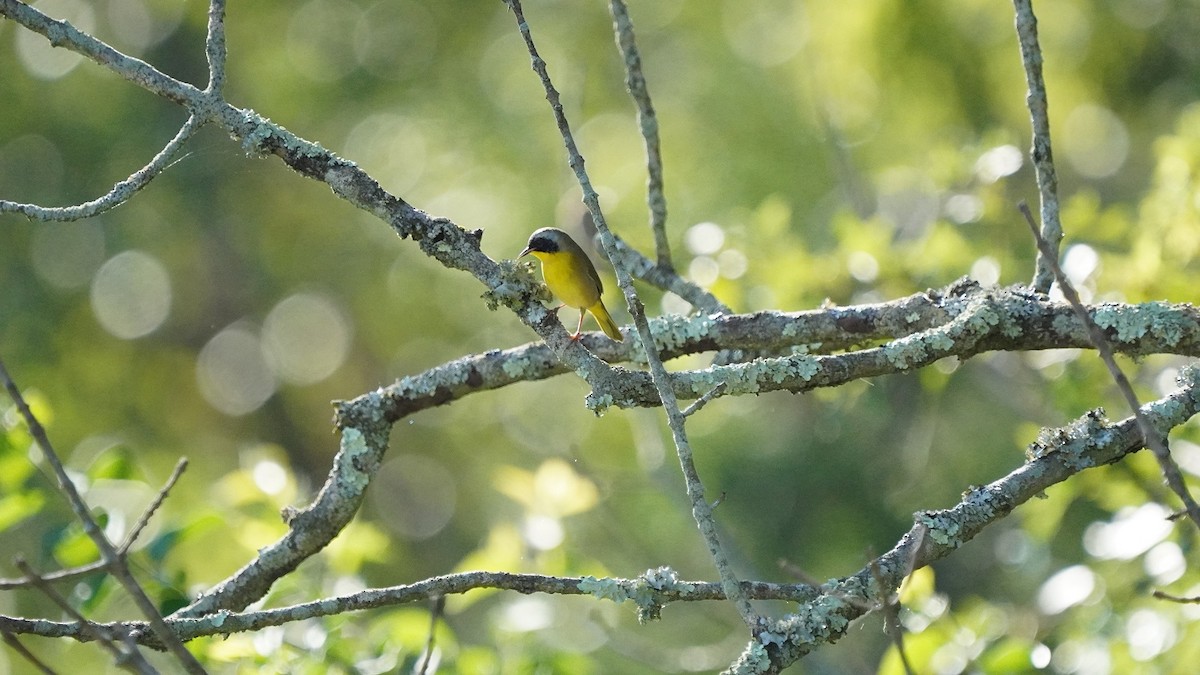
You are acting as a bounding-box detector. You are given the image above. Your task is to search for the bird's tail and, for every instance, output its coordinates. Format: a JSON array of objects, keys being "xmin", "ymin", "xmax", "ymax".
[{"xmin": 589, "ymin": 301, "xmax": 623, "ymax": 341}]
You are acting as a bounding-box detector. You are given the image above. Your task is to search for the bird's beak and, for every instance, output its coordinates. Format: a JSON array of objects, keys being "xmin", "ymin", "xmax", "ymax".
[{"xmin": 519, "ymin": 246, "xmax": 533, "ymax": 258}]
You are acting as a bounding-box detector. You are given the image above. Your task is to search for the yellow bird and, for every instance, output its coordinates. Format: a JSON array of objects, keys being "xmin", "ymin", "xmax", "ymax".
[{"xmin": 520, "ymin": 227, "xmax": 623, "ymax": 341}]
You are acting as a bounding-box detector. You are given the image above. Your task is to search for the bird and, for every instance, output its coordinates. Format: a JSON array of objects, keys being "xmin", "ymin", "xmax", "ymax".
[{"xmin": 520, "ymin": 227, "xmax": 624, "ymax": 341}]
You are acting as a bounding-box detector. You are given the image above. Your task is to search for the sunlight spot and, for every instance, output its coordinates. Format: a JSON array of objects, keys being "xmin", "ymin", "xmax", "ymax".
[
  {"xmin": 847, "ymin": 251, "xmax": 879, "ymax": 283},
  {"xmin": 1144, "ymin": 541, "xmax": 1186, "ymax": 585},
  {"xmin": 16, "ymin": 0, "xmax": 94, "ymax": 79},
  {"xmin": 1126, "ymin": 609, "xmax": 1175, "ymax": 661},
  {"xmin": 353, "ymin": 1, "xmax": 437, "ymax": 80},
  {"xmin": 253, "ymin": 626, "xmax": 284, "ymax": 657},
  {"xmin": 975, "ymin": 145, "xmax": 1023, "ymax": 183},
  {"xmin": 262, "ymin": 292, "xmax": 353, "ymax": 386},
  {"xmin": 718, "ymin": 248, "xmax": 748, "ymax": 279},
  {"xmin": 197, "ymin": 323, "xmax": 277, "ymax": 416},
  {"xmin": 688, "ymin": 256, "xmax": 720, "ymax": 287},
  {"xmin": 1063, "ymin": 104, "xmax": 1129, "ymax": 178},
  {"xmin": 685, "ymin": 222, "xmax": 725, "ymax": 255},
  {"xmin": 1030, "ymin": 643, "xmax": 1052, "ymax": 669},
  {"xmin": 106, "ymin": 0, "xmax": 153, "ymax": 53},
  {"xmin": 661, "ymin": 291, "xmax": 692, "ymax": 316},
  {"xmin": 1052, "ymin": 639, "xmax": 1111, "ymax": 674},
  {"xmin": 252, "ymin": 459, "xmax": 289, "ymax": 496},
  {"xmin": 969, "ymin": 256, "xmax": 1001, "ymax": 286},
  {"xmin": 498, "ymin": 597, "xmax": 552, "ymax": 632},
  {"xmin": 1062, "ymin": 244, "xmax": 1099, "ymax": 285},
  {"xmin": 523, "ymin": 515, "xmax": 564, "ymax": 551},
  {"xmin": 90, "ymin": 250, "xmax": 172, "ymax": 339},
  {"xmin": 945, "ymin": 193, "xmax": 984, "ymax": 223},
  {"xmin": 1037, "ymin": 565, "xmax": 1096, "ymax": 615},
  {"xmin": 1083, "ymin": 503, "xmax": 1172, "ymax": 560},
  {"xmin": 1171, "ymin": 439, "xmax": 1200, "ymax": 477}
]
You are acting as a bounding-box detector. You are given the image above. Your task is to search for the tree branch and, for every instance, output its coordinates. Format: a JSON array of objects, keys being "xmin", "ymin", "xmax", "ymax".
[
  {"xmin": 609, "ymin": 0, "xmax": 671, "ymax": 270},
  {"xmin": 1012, "ymin": 0, "xmax": 1063, "ymax": 292},
  {"xmin": 505, "ymin": 0, "xmax": 757, "ymax": 627}
]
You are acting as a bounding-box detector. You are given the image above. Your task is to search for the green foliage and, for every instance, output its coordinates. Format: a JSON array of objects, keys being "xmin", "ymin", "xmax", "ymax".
[{"xmin": 4, "ymin": 0, "xmax": 1200, "ymax": 673}]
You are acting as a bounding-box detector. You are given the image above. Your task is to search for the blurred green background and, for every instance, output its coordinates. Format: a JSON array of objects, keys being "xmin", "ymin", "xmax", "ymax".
[{"xmin": 3, "ymin": 0, "xmax": 1200, "ymax": 672}]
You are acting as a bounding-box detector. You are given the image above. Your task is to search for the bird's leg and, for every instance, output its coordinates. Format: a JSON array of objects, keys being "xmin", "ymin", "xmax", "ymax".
[{"xmin": 570, "ymin": 309, "xmax": 586, "ymax": 340}]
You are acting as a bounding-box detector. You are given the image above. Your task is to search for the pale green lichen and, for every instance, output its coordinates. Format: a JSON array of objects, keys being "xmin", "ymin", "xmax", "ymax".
[
  {"xmin": 632, "ymin": 566, "xmax": 693, "ymax": 623},
  {"xmin": 578, "ymin": 567, "xmax": 693, "ymax": 624},
  {"xmin": 585, "ymin": 391, "xmax": 615, "ymax": 413},
  {"xmin": 926, "ymin": 332, "xmax": 955, "ymax": 352},
  {"xmin": 789, "ymin": 355, "xmax": 821, "ymax": 382},
  {"xmin": 578, "ymin": 576, "xmax": 630, "ymax": 603},
  {"xmin": 501, "ymin": 352, "xmax": 535, "ymax": 379},
  {"xmin": 917, "ymin": 510, "xmax": 964, "ymax": 547},
  {"xmin": 962, "ymin": 302, "xmax": 1001, "ymax": 334},
  {"xmin": 1093, "ymin": 301, "xmax": 1187, "ymax": 348},
  {"xmin": 337, "ymin": 427, "xmax": 372, "ymax": 489},
  {"xmin": 1026, "ymin": 408, "xmax": 1107, "ymax": 467},
  {"xmin": 727, "ymin": 641, "xmax": 772, "ymax": 674},
  {"xmin": 883, "ymin": 335, "xmax": 928, "ymax": 369}
]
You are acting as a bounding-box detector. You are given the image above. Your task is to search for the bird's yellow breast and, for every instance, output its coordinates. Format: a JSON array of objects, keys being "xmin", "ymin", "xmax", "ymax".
[{"xmin": 532, "ymin": 250, "xmax": 601, "ymax": 310}]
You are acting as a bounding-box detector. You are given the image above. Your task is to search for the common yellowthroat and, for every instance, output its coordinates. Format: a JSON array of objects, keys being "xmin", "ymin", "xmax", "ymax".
[{"xmin": 520, "ymin": 227, "xmax": 624, "ymax": 341}]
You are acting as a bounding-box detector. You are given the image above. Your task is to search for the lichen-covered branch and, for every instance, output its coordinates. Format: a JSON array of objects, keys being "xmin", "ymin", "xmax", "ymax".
[
  {"xmin": 9, "ymin": 370, "xmax": 1198, "ymax": 666},
  {"xmin": 1012, "ymin": 0, "xmax": 1063, "ymax": 292},
  {"xmin": 728, "ymin": 365, "xmax": 1200, "ymax": 673},
  {"xmin": 506, "ymin": 0, "xmax": 758, "ymax": 626},
  {"xmin": 337, "ymin": 281, "xmax": 1200, "ymax": 429},
  {"xmin": 609, "ymin": 0, "xmax": 671, "ymax": 270}
]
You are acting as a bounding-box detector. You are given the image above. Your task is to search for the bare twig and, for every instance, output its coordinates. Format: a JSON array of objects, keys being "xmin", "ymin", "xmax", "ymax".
[
  {"xmin": 682, "ymin": 383, "xmax": 727, "ymax": 417},
  {"xmin": 608, "ymin": 0, "xmax": 671, "ymax": 270},
  {"xmin": 1012, "ymin": 0, "xmax": 1063, "ymax": 292},
  {"xmin": 121, "ymin": 458, "xmax": 189, "ymax": 553},
  {"xmin": 0, "ymin": 458, "xmax": 188, "ymax": 590},
  {"xmin": 416, "ymin": 595, "xmax": 445, "ymax": 675},
  {"xmin": 736, "ymin": 372, "xmax": 1200, "ymax": 672},
  {"xmin": 203, "ymin": 0, "xmax": 227, "ymax": 94},
  {"xmin": 13, "ymin": 559, "xmax": 156, "ymax": 674},
  {"xmin": 0, "ymin": 358, "xmax": 205, "ymax": 673},
  {"xmin": 0, "ymin": 114, "xmax": 202, "ymax": 221},
  {"xmin": 1, "ymin": 627, "xmax": 59, "ymax": 675},
  {"xmin": 1019, "ymin": 202, "xmax": 1200, "ymax": 528},
  {"xmin": 7, "ymin": 380, "xmax": 1200, "ymax": 660},
  {"xmin": 504, "ymin": 0, "xmax": 757, "ymax": 628},
  {"xmin": 1152, "ymin": 590, "xmax": 1200, "ymax": 604},
  {"xmin": 870, "ymin": 544, "xmax": 918, "ymax": 675}
]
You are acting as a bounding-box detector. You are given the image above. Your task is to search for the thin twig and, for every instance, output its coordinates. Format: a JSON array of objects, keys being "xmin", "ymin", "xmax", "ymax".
[
  {"xmin": 682, "ymin": 383, "xmax": 727, "ymax": 417},
  {"xmin": 0, "ymin": 458, "xmax": 188, "ymax": 590},
  {"xmin": 204, "ymin": 0, "xmax": 227, "ymax": 94},
  {"xmin": 0, "ymin": 358, "xmax": 206, "ymax": 673},
  {"xmin": 1012, "ymin": 0, "xmax": 1063, "ymax": 292},
  {"xmin": 1019, "ymin": 202, "xmax": 1200, "ymax": 528},
  {"xmin": 870, "ymin": 554, "xmax": 915, "ymax": 675},
  {"xmin": 14, "ymin": 559, "xmax": 156, "ymax": 674},
  {"xmin": 416, "ymin": 595, "xmax": 445, "ymax": 675},
  {"xmin": 608, "ymin": 0, "xmax": 671, "ymax": 270},
  {"xmin": 121, "ymin": 458, "xmax": 189, "ymax": 553},
  {"xmin": 503, "ymin": 0, "xmax": 757, "ymax": 628},
  {"xmin": 1, "ymin": 627, "xmax": 59, "ymax": 675},
  {"xmin": 0, "ymin": 115, "xmax": 202, "ymax": 221},
  {"xmin": 1152, "ymin": 590, "xmax": 1200, "ymax": 604}
]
